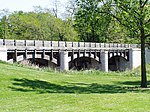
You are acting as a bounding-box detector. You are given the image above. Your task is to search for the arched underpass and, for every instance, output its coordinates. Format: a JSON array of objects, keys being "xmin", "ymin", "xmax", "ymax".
[
  {"xmin": 28, "ymin": 58, "xmax": 48, "ymax": 67},
  {"xmin": 17, "ymin": 55, "xmax": 130, "ymax": 72},
  {"xmin": 20, "ymin": 58, "xmax": 58, "ymax": 69},
  {"xmin": 69, "ymin": 57, "xmax": 100, "ymax": 70},
  {"xmin": 108, "ymin": 56, "xmax": 129, "ymax": 71},
  {"xmin": 19, "ymin": 56, "xmax": 130, "ymax": 72}
]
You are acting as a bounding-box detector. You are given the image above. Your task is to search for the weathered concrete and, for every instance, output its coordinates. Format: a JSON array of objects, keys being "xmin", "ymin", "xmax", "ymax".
[
  {"xmin": 146, "ymin": 48, "xmax": 150, "ymax": 63},
  {"xmin": 129, "ymin": 48, "xmax": 141, "ymax": 69},
  {"xmin": 101, "ymin": 51, "xmax": 108, "ymax": 72},
  {"xmin": 0, "ymin": 47, "xmax": 7, "ymax": 62},
  {"xmin": 0, "ymin": 39, "xmax": 144, "ymax": 71},
  {"xmin": 60, "ymin": 51, "xmax": 69, "ymax": 70}
]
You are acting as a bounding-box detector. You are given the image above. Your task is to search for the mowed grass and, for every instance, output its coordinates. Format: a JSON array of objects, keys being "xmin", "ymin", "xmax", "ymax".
[{"xmin": 0, "ymin": 62, "xmax": 150, "ymax": 112}]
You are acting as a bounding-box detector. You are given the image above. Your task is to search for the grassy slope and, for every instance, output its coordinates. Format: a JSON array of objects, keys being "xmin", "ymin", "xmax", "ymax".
[{"xmin": 0, "ymin": 62, "xmax": 150, "ymax": 112}]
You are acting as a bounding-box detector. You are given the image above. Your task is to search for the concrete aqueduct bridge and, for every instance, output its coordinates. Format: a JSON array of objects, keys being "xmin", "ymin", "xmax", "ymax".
[{"xmin": 0, "ymin": 39, "xmax": 142, "ymax": 71}]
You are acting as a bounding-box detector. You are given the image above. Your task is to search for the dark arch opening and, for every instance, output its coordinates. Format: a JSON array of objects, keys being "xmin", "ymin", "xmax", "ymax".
[
  {"xmin": 108, "ymin": 56, "xmax": 128, "ymax": 71},
  {"xmin": 26, "ymin": 58, "xmax": 58, "ymax": 69},
  {"xmin": 69, "ymin": 57, "xmax": 100, "ymax": 70},
  {"xmin": 28, "ymin": 58, "xmax": 49, "ymax": 67}
]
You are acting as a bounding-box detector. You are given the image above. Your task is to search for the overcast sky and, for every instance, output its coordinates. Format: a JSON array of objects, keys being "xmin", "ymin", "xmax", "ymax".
[{"xmin": 0, "ymin": 0, "xmax": 69, "ymax": 13}]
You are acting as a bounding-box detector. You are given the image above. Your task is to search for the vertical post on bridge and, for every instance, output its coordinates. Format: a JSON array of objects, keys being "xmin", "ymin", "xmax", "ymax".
[
  {"xmin": 60, "ymin": 50, "xmax": 69, "ymax": 71},
  {"xmin": 101, "ymin": 50, "xmax": 108, "ymax": 72}
]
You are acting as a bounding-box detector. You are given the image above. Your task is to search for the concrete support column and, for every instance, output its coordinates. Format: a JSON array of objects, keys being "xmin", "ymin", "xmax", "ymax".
[
  {"xmin": 50, "ymin": 49, "xmax": 53, "ymax": 61},
  {"xmin": 24, "ymin": 49, "xmax": 27, "ymax": 60},
  {"xmin": 71, "ymin": 50, "xmax": 74, "ymax": 61},
  {"xmin": 60, "ymin": 51, "xmax": 69, "ymax": 71},
  {"xmin": 0, "ymin": 47, "xmax": 7, "ymax": 62},
  {"xmin": 13, "ymin": 49, "xmax": 17, "ymax": 62},
  {"xmin": 32, "ymin": 49, "xmax": 36, "ymax": 63},
  {"xmin": 129, "ymin": 48, "xmax": 141, "ymax": 69},
  {"xmin": 42, "ymin": 49, "xmax": 45, "ymax": 59},
  {"xmin": 101, "ymin": 51, "xmax": 108, "ymax": 72}
]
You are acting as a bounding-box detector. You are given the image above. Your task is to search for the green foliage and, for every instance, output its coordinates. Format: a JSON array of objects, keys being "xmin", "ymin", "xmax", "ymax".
[
  {"xmin": 109, "ymin": 0, "xmax": 150, "ymax": 87},
  {"xmin": 112, "ymin": 0, "xmax": 149, "ymax": 37},
  {"xmin": 74, "ymin": 0, "xmax": 150, "ymax": 43},
  {"xmin": 0, "ymin": 10, "xmax": 78, "ymax": 41},
  {"xmin": 106, "ymin": 19, "xmax": 140, "ymax": 43},
  {"xmin": 74, "ymin": 0, "xmax": 112, "ymax": 42}
]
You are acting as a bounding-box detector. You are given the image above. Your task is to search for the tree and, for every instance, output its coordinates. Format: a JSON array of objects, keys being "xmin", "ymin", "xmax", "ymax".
[
  {"xmin": 65, "ymin": 0, "xmax": 77, "ymax": 20},
  {"xmin": 0, "ymin": 9, "xmax": 10, "ymax": 39},
  {"xmin": 106, "ymin": 19, "xmax": 140, "ymax": 43},
  {"xmin": 74, "ymin": 0, "xmax": 112, "ymax": 42},
  {"xmin": 98, "ymin": 0, "xmax": 150, "ymax": 87},
  {"xmin": 74, "ymin": 0, "xmax": 150, "ymax": 87},
  {"xmin": 0, "ymin": 9, "xmax": 79, "ymax": 41}
]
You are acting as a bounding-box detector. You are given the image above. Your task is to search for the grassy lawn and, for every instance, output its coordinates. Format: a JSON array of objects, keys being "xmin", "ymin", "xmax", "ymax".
[{"xmin": 0, "ymin": 62, "xmax": 150, "ymax": 112}]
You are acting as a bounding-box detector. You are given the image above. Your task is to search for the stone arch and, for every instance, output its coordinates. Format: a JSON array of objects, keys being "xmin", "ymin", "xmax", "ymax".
[{"xmin": 108, "ymin": 55, "xmax": 129, "ymax": 71}]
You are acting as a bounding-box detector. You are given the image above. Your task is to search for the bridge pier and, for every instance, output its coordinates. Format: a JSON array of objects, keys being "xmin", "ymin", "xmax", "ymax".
[
  {"xmin": 60, "ymin": 51, "xmax": 69, "ymax": 71},
  {"xmin": 129, "ymin": 48, "xmax": 141, "ymax": 69},
  {"xmin": 0, "ymin": 47, "xmax": 7, "ymax": 62},
  {"xmin": 13, "ymin": 49, "xmax": 17, "ymax": 62},
  {"xmin": 32, "ymin": 49, "xmax": 37, "ymax": 64},
  {"xmin": 101, "ymin": 51, "xmax": 108, "ymax": 72}
]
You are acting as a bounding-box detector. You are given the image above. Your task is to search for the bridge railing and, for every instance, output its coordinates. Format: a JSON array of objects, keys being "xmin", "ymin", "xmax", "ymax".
[{"xmin": 0, "ymin": 39, "xmax": 140, "ymax": 49}]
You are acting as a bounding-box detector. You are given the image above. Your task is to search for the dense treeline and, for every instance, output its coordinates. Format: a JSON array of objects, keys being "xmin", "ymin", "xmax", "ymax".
[
  {"xmin": 74, "ymin": 0, "xmax": 149, "ymax": 44},
  {"xmin": 0, "ymin": 10, "xmax": 79, "ymax": 41},
  {"xmin": 0, "ymin": 0, "xmax": 149, "ymax": 44}
]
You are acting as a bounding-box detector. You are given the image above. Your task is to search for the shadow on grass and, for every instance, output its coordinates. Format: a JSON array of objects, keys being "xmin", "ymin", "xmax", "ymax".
[
  {"xmin": 116, "ymin": 80, "xmax": 150, "ymax": 86},
  {"xmin": 10, "ymin": 78, "xmax": 150, "ymax": 94}
]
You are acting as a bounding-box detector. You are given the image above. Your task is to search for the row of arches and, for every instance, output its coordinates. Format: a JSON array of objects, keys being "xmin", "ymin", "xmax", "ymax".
[
  {"xmin": 15, "ymin": 55, "xmax": 129, "ymax": 71},
  {"xmin": 7, "ymin": 50, "xmax": 130, "ymax": 71}
]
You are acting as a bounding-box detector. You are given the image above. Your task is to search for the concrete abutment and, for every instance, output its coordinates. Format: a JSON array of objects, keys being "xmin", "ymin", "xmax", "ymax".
[{"xmin": 0, "ymin": 47, "xmax": 7, "ymax": 62}]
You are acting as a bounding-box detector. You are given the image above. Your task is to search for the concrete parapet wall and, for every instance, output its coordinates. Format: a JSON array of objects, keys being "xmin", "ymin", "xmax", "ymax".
[{"xmin": 0, "ymin": 39, "xmax": 140, "ymax": 50}]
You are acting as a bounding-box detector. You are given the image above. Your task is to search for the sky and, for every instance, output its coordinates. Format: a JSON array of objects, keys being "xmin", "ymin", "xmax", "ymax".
[{"xmin": 0, "ymin": 0, "xmax": 69, "ymax": 13}]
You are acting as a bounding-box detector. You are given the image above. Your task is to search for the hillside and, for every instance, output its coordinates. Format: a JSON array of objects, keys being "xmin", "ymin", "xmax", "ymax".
[{"xmin": 0, "ymin": 62, "xmax": 150, "ymax": 112}]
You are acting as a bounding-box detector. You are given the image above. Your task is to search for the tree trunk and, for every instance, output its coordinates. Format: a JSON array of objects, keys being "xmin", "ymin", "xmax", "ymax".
[
  {"xmin": 140, "ymin": 27, "xmax": 147, "ymax": 88},
  {"xmin": 139, "ymin": 0, "xmax": 147, "ymax": 88}
]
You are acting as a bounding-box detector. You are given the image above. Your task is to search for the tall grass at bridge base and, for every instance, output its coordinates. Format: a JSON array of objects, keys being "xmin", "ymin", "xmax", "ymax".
[{"xmin": 0, "ymin": 62, "xmax": 150, "ymax": 112}]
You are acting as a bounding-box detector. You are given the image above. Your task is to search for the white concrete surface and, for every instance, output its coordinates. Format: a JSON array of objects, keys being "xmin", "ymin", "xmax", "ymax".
[
  {"xmin": 0, "ymin": 47, "xmax": 7, "ymax": 62},
  {"xmin": 101, "ymin": 51, "xmax": 108, "ymax": 72},
  {"xmin": 60, "ymin": 51, "xmax": 69, "ymax": 70}
]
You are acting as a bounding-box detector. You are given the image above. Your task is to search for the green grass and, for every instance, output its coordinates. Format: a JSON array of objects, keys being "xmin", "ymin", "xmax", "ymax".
[
  {"xmin": 0, "ymin": 62, "xmax": 150, "ymax": 112},
  {"xmin": 133, "ymin": 63, "xmax": 150, "ymax": 74}
]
